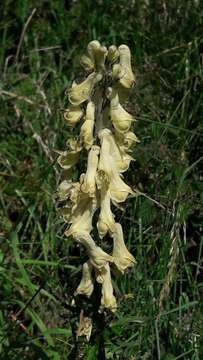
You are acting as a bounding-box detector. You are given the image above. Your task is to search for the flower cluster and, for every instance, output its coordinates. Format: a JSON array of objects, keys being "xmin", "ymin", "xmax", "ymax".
[{"xmin": 57, "ymin": 41, "xmax": 139, "ymax": 312}]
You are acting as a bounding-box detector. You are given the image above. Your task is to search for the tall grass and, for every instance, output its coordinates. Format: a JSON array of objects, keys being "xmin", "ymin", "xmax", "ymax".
[{"xmin": 0, "ymin": 1, "xmax": 202, "ymax": 359}]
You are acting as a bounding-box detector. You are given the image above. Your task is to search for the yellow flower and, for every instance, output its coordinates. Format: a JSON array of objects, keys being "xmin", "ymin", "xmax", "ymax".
[
  {"xmin": 98, "ymin": 129, "xmax": 134, "ymax": 203},
  {"xmin": 113, "ymin": 45, "xmax": 135, "ymax": 88},
  {"xmin": 67, "ymin": 72, "xmax": 102, "ymax": 106},
  {"xmin": 57, "ymin": 150, "xmax": 80, "ymax": 170},
  {"xmin": 110, "ymin": 89, "xmax": 134, "ymax": 133},
  {"xmin": 97, "ymin": 129, "xmax": 113, "ymax": 180},
  {"xmin": 70, "ymin": 231, "xmax": 114, "ymax": 270},
  {"xmin": 112, "ymin": 223, "xmax": 136, "ymax": 273},
  {"xmin": 57, "ymin": 138, "xmax": 82, "ymax": 170},
  {"xmin": 74, "ymin": 261, "xmax": 94, "ymax": 297},
  {"xmin": 80, "ymin": 101, "xmax": 95, "ymax": 150},
  {"xmin": 115, "ymin": 130, "xmax": 139, "ymax": 152},
  {"xmin": 100, "ymin": 263, "xmax": 117, "ymax": 312},
  {"xmin": 109, "ymin": 171, "xmax": 134, "ymax": 203},
  {"xmin": 106, "ymin": 129, "xmax": 134, "ymax": 173},
  {"xmin": 63, "ymin": 105, "xmax": 83, "ymax": 127},
  {"xmin": 87, "ymin": 40, "xmax": 108, "ymax": 71},
  {"xmin": 80, "ymin": 54, "xmax": 94, "ymax": 72},
  {"xmin": 97, "ymin": 185, "xmax": 115, "ymax": 238},
  {"xmin": 80, "ymin": 145, "xmax": 100, "ymax": 197},
  {"xmin": 66, "ymin": 194, "xmax": 97, "ymax": 236}
]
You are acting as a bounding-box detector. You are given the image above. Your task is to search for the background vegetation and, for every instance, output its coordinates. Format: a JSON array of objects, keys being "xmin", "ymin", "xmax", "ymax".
[{"xmin": 0, "ymin": 0, "xmax": 202, "ymax": 359}]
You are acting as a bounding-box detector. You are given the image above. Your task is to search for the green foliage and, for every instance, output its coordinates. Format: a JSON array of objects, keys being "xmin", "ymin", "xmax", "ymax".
[{"xmin": 0, "ymin": 0, "xmax": 202, "ymax": 358}]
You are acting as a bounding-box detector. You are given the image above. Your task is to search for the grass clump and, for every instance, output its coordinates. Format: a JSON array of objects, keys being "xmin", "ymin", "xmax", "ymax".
[{"xmin": 0, "ymin": 1, "xmax": 202, "ymax": 359}]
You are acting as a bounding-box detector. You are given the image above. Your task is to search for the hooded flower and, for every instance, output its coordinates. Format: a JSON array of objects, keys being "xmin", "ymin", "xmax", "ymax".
[
  {"xmin": 110, "ymin": 88, "xmax": 134, "ymax": 133},
  {"xmin": 57, "ymin": 138, "xmax": 82, "ymax": 170},
  {"xmin": 63, "ymin": 105, "xmax": 83, "ymax": 127},
  {"xmin": 98, "ymin": 129, "xmax": 134, "ymax": 203},
  {"xmin": 80, "ymin": 54, "xmax": 94, "ymax": 72},
  {"xmin": 67, "ymin": 72, "xmax": 102, "ymax": 106},
  {"xmin": 71, "ymin": 232, "xmax": 114, "ymax": 270},
  {"xmin": 80, "ymin": 101, "xmax": 95, "ymax": 150},
  {"xmin": 66, "ymin": 194, "xmax": 97, "ymax": 237},
  {"xmin": 115, "ymin": 130, "xmax": 139, "ymax": 152},
  {"xmin": 109, "ymin": 170, "xmax": 134, "ymax": 203},
  {"xmin": 80, "ymin": 145, "xmax": 100, "ymax": 197},
  {"xmin": 112, "ymin": 223, "xmax": 136, "ymax": 274},
  {"xmin": 97, "ymin": 184, "xmax": 115, "ymax": 238},
  {"xmin": 100, "ymin": 263, "xmax": 117, "ymax": 312},
  {"xmin": 74, "ymin": 261, "xmax": 94, "ymax": 297},
  {"xmin": 113, "ymin": 45, "xmax": 135, "ymax": 88},
  {"xmin": 87, "ymin": 40, "xmax": 108, "ymax": 71}
]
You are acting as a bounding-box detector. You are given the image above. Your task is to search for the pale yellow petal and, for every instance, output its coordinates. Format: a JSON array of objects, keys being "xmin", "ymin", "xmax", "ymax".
[
  {"xmin": 117, "ymin": 45, "xmax": 135, "ymax": 88},
  {"xmin": 97, "ymin": 186, "xmax": 115, "ymax": 238},
  {"xmin": 70, "ymin": 231, "xmax": 114, "ymax": 270},
  {"xmin": 57, "ymin": 150, "xmax": 80, "ymax": 170},
  {"xmin": 63, "ymin": 105, "xmax": 83, "ymax": 127},
  {"xmin": 67, "ymin": 72, "xmax": 102, "ymax": 106},
  {"xmin": 74, "ymin": 261, "xmax": 94, "ymax": 297},
  {"xmin": 100, "ymin": 263, "xmax": 117, "ymax": 312},
  {"xmin": 112, "ymin": 223, "xmax": 136, "ymax": 274},
  {"xmin": 110, "ymin": 89, "xmax": 134, "ymax": 133},
  {"xmin": 80, "ymin": 101, "xmax": 95, "ymax": 150},
  {"xmin": 80, "ymin": 145, "xmax": 100, "ymax": 197},
  {"xmin": 87, "ymin": 40, "xmax": 107, "ymax": 70},
  {"xmin": 66, "ymin": 195, "xmax": 97, "ymax": 236},
  {"xmin": 80, "ymin": 54, "xmax": 94, "ymax": 72}
]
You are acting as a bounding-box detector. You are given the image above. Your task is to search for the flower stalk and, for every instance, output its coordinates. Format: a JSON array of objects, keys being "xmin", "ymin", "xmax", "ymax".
[{"xmin": 57, "ymin": 40, "xmax": 138, "ymax": 324}]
